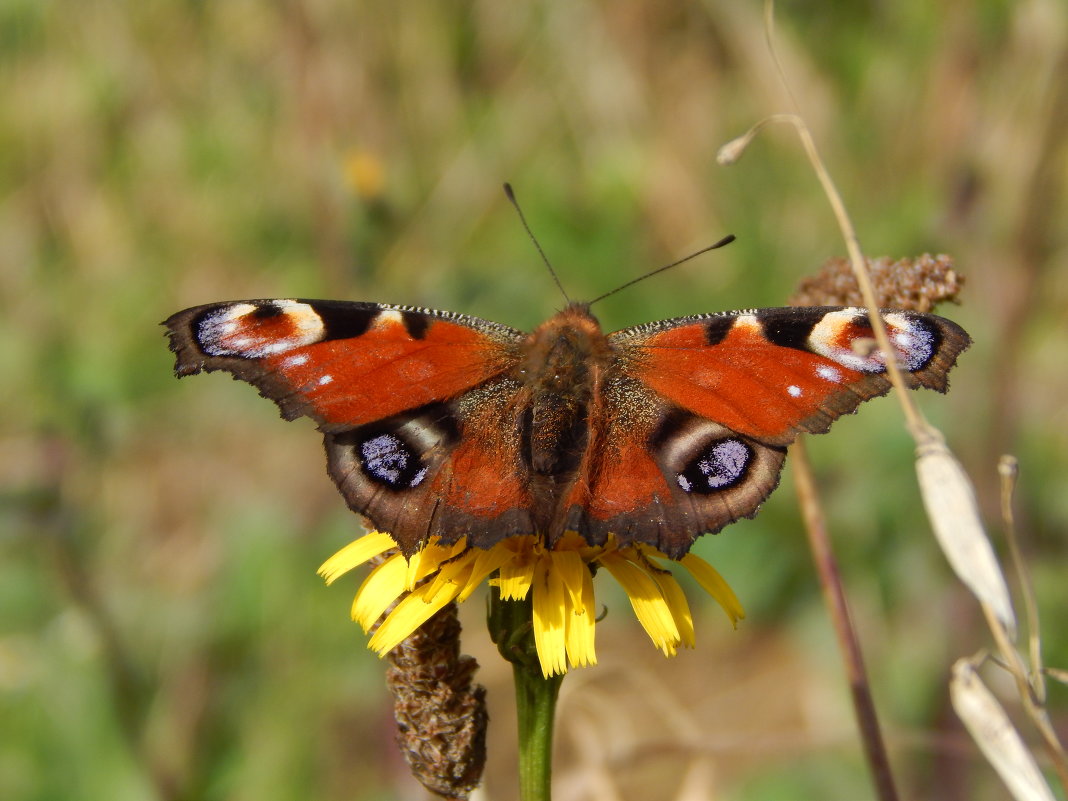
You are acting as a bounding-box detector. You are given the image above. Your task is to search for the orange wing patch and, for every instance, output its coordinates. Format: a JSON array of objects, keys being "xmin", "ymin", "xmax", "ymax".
[
  {"xmin": 433, "ymin": 436, "xmax": 531, "ymax": 517},
  {"xmin": 267, "ymin": 316, "xmax": 511, "ymax": 426},
  {"xmin": 634, "ymin": 322, "xmax": 866, "ymax": 442},
  {"xmin": 579, "ymin": 438, "xmax": 671, "ymax": 521}
]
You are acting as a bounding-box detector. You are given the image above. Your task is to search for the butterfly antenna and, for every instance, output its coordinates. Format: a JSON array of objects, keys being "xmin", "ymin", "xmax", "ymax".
[
  {"xmin": 504, "ymin": 183, "xmax": 571, "ymax": 305},
  {"xmin": 587, "ymin": 234, "xmax": 736, "ymax": 306}
]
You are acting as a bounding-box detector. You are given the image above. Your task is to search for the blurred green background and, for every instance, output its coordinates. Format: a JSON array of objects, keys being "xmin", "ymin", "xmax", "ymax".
[{"xmin": 4, "ymin": 1, "xmax": 1066, "ymax": 799}]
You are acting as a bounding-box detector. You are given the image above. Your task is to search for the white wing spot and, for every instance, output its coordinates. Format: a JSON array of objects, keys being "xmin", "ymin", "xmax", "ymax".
[
  {"xmin": 284, "ymin": 353, "xmax": 309, "ymax": 368},
  {"xmin": 817, "ymin": 365, "xmax": 843, "ymax": 383},
  {"xmin": 734, "ymin": 314, "xmax": 761, "ymax": 332},
  {"xmin": 787, "ymin": 385, "xmax": 802, "ymax": 397},
  {"xmin": 318, "ymin": 374, "xmax": 334, "ymax": 386},
  {"xmin": 695, "ymin": 440, "xmax": 750, "ymax": 489},
  {"xmin": 809, "ymin": 308, "xmax": 884, "ymax": 372}
]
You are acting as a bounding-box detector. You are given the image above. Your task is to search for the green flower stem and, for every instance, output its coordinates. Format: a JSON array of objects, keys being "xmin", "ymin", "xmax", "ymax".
[
  {"xmin": 488, "ymin": 586, "xmax": 564, "ymax": 801},
  {"xmin": 513, "ymin": 655, "xmax": 562, "ymax": 801}
]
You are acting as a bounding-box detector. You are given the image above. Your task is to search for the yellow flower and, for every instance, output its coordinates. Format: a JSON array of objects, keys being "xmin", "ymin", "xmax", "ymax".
[
  {"xmin": 342, "ymin": 149, "xmax": 385, "ymax": 200},
  {"xmin": 319, "ymin": 531, "xmax": 745, "ymax": 677}
]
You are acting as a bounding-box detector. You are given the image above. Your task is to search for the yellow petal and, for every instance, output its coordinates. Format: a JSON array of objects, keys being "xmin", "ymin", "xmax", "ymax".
[
  {"xmin": 423, "ymin": 552, "xmax": 476, "ymax": 603},
  {"xmin": 563, "ymin": 558, "xmax": 597, "ymax": 669},
  {"xmin": 457, "ymin": 543, "xmax": 516, "ymax": 602},
  {"xmin": 351, "ymin": 553, "xmax": 408, "ymax": 631},
  {"xmin": 404, "ymin": 538, "xmax": 467, "ymax": 590},
  {"xmin": 681, "ymin": 553, "xmax": 746, "ymax": 626},
  {"xmin": 498, "ymin": 546, "xmax": 537, "ymax": 601},
  {"xmin": 600, "ymin": 552, "xmax": 680, "ymax": 655},
  {"xmin": 368, "ymin": 581, "xmax": 463, "ymax": 655},
  {"xmin": 550, "ymin": 549, "xmax": 587, "ymax": 609},
  {"xmin": 401, "ymin": 540, "xmax": 446, "ymax": 589},
  {"xmin": 532, "ymin": 557, "xmax": 568, "ymax": 677},
  {"xmin": 649, "ymin": 568, "xmax": 695, "ymax": 648},
  {"xmin": 318, "ymin": 531, "xmax": 397, "ymax": 584}
]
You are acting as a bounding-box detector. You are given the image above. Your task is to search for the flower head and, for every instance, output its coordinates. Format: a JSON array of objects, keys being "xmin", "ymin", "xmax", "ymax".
[{"xmin": 319, "ymin": 532, "xmax": 745, "ymax": 677}]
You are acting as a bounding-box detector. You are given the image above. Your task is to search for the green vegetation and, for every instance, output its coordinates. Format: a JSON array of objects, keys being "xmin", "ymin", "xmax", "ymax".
[{"xmin": 3, "ymin": 2, "xmax": 1065, "ymax": 799}]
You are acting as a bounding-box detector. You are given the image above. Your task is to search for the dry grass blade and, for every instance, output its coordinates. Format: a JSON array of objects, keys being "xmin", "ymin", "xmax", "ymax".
[
  {"xmin": 998, "ymin": 456, "xmax": 1044, "ymax": 697},
  {"xmin": 1044, "ymin": 668, "xmax": 1068, "ymax": 686},
  {"xmin": 791, "ymin": 439, "xmax": 899, "ymax": 801},
  {"xmin": 915, "ymin": 439, "xmax": 1016, "ymax": 634},
  {"xmin": 950, "ymin": 659, "xmax": 1057, "ymax": 801},
  {"xmin": 989, "ymin": 457, "xmax": 1068, "ymax": 785}
]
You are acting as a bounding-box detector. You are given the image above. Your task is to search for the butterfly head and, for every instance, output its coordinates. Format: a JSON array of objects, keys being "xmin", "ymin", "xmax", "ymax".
[{"xmin": 516, "ymin": 303, "xmax": 611, "ymax": 393}]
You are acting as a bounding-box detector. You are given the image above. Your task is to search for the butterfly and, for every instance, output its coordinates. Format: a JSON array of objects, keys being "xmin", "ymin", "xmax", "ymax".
[{"xmin": 165, "ymin": 297, "xmax": 970, "ymax": 559}]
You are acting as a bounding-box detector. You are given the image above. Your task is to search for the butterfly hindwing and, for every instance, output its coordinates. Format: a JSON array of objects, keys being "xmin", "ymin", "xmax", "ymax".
[
  {"xmin": 560, "ymin": 378, "xmax": 788, "ymax": 558},
  {"xmin": 323, "ymin": 382, "xmax": 537, "ymax": 554}
]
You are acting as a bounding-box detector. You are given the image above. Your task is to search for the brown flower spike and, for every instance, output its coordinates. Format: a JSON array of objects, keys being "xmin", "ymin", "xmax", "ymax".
[
  {"xmin": 384, "ymin": 601, "xmax": 487, "ymax": 800},
  {"xmin": 789, "ymin": 253, "xmax": 964, "ymax": 311}
]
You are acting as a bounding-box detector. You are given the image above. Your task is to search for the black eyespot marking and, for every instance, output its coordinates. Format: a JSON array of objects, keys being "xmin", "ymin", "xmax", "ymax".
[
  {"xmin": 327, "ymin": 402, "xmax": 459, "ymax": 496},
  {"xmin": 313, "ymin": 303, "xmax": 376, "ymax": 341},
  {"xmin": 359, "ymin": 433, "xmax": 429, "ymax": 489},
  {"xmin": 191, "ymin": 307, "xmax": 224, "ymax": 339},
  {"xmin": 401, "ymin": 311, "xmax": 430, "ymax": 340},
  {"xmin": 891, "ymin": 315, "xmax": 940, "ymax": 371},
  {"xmin": 759, "ymin": 312, "xmax": 819, "ymax": 351},
  {"xmin": 676, "ymin": 438, "xmax": 752, "ymax": 494},
  {"xmin": 251, "ymin": 304, "xmax": 285, "ymax": 319},
  {"xmin": 704, "ymin": 316, "xmax": 734, "ymax": 346}
]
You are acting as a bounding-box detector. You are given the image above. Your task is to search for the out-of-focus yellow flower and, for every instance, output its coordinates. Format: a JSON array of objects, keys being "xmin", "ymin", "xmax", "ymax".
[
  {"xmin": 319, "ymin": 531, "xmax": 744, "ymax": 678},
  {"xmin": 343, "ymin": 149, "xmax": 385, "ymax": 199}
]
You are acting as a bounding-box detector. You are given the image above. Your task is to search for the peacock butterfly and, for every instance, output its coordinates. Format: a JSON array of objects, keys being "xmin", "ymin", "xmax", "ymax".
[{"xmin": 164, "ymin": 292, "xmax": 970, "ymax": 558}]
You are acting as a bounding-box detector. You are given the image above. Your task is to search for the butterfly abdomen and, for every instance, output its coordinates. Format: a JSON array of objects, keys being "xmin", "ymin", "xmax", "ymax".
[{"xmin": 512, "ymin": 304, "xmax": 608, "ymax": 472}]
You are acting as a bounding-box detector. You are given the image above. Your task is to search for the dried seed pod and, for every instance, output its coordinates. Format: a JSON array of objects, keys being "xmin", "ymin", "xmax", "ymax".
[{"xmin": 789, "ymin": 253, "xmax": 964, "ymax": 311}]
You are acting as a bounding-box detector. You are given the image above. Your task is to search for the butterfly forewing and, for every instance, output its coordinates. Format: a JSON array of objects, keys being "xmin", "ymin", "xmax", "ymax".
[
  {"xmin": 611, "ymin": 306, "xmax": 971, "ymax": 444},
  {"xmin": 165, "ymin": 299, "xmax": 524, "ymax": 429}
]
